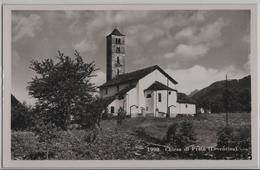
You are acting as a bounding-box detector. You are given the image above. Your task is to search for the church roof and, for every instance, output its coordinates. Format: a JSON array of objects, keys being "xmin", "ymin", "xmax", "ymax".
[
  {"xmin": 177, "ymin": 92, "xmax": 196, "ymax": 104},
  {"xmin": 99, "ymin": 65, "xmax": 178, "ymax": 88},
  {"xmin": 107, "ymin": 28, "xmax": 125, "ymax": 37},
  {"xmin": 145, "ymin": 81, "xmax": 177, "ymax": 91}
]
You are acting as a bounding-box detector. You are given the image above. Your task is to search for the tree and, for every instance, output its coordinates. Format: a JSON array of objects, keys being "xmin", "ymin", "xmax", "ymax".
[
  {"xmin": 79, "ymin": 96, "xmax": 112, "ymax": 129},
  {"xmin": 28, "ymin": 50, "xmax": 97, "ymax": 130}
]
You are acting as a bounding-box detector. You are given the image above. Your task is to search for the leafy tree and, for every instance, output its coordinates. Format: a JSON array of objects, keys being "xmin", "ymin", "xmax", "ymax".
[
  {"xmin": 79, "ymin": 96, "xmax": 112, "ymax": 129},
  {"xmin": 28, "ymin": 50, "xmax": 97, "ymax": 130}
]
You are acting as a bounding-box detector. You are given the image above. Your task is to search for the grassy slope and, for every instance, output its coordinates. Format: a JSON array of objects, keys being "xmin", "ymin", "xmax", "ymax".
[
  {"xmin": 12, "ymin": 112, "xmax": 250, "ymax": 160},
  {"xmin": 110, "ymin": 112, "xmax": 251, "ymax": 147}
]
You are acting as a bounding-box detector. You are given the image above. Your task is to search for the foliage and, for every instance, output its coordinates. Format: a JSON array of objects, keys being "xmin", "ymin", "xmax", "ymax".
[
  {"xmin": 117, "ymin": 107, "xmax": 126, "ymax": 125},
  {"xmin": 215, "ymin": 125, "xmax": 251, "ymax": 159},
  {"xmin": 27, "ymin": 50, "xmax": 97, "ymax": 130},
  {"xmin": 12, "ymin": 113, "xmax": 251, "ymax": 160},
  {"xmin": 79, "ymin": 96, "xmax": 112, "ymax": 129},
  {"xmin": 166, "ymin": 120, "xmax": 196, "ymax": 149}
]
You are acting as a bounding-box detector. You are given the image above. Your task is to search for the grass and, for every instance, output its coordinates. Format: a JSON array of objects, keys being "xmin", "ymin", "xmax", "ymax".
[{"xmin": 11, "ymin": 112, "xmax": 251, "ymax": 160}]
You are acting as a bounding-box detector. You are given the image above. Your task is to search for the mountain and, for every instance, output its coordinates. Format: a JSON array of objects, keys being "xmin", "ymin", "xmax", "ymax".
[
  {"xmin": 11, "ymin": 94, "xmax": 30, "ymax": 130},
  {"xmin": 192, "ymin": 75, "xmax": 251, "ymax": 113},
  {"xmin": 189, "ymin": 89, "xmax": 199, "ymax": 97}
]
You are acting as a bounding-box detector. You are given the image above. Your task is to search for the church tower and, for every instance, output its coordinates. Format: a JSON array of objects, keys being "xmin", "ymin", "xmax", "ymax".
[{"xmin": 106, "ymin": 28, "xmax": 126, "ymax": 81}]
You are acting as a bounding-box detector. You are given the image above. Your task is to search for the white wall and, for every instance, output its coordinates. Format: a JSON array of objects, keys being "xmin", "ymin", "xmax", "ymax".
[
  {"xmin": 177, "ymin": 103, "xmax": 196, "ymax": 115},
  {"xmin": 107, "ymin": 98, "xmax": 125, "ymax": 116},
  {"xmin": 126, "ymin": 87, "xmax": 139, "ymax": 117},
  {"xmin": 144, "ymin": 90, "xmax": 154, "ymax": 114},
  {"xmin": 137, "ymin": 70, "xmax": 177, "ymax": 111}
]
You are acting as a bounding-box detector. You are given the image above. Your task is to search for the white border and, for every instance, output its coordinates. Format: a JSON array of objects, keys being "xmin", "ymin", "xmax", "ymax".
[{"xmin": 2, "ymin": 3, "xmax": 259, "ymax": 169}]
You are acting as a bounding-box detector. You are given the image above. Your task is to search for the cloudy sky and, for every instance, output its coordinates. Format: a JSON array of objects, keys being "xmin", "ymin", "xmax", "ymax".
[{"xmin": 12, "ymin": 10, "xmax": 250, "ymax": 104}]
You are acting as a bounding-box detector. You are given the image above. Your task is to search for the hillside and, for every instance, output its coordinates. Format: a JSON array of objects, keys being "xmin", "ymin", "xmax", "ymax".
[
  {"xmin": 11, "ymin": 94, "xmax": 30, "ymax": 130},
  {"xmin": 189, "ymin": 89, "xmax": 199, "ymax": 97},
  {"xmin": 192, "ymin": 75, "xmax": 251, "ymax": 113},
  {"xmin": 12, "ymin": 112, "xmax": 251, "ymax": 160}
]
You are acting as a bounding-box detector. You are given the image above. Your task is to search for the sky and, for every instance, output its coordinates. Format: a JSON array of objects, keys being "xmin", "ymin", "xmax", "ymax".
[{"xmin": 12, "ymin": 10, "xmax": 250, "ymax": 104}]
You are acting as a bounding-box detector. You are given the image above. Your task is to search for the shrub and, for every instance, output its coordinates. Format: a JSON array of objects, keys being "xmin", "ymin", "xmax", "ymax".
[
  {"xmin": 166, "ymin": 120, "xmax": 196, "ymax": 149},
  {"xmin": 117, "ymin": 107, "xmax": 126, "ymax": 125},
  {"xmin": 215, "ymin": 125, "xmax": 251, "ymax": 159}
]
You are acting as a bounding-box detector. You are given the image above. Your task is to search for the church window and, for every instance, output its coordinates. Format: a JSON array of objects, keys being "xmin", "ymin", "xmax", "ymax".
[
  {"xmin": 111, "ymin": 106, "xmax": 115, "ymax": 113},
  {"xmin": 185, "ymin": 104, "xmax": 188, "ymax": 108},
  {"xmin": 158, "ymin": 93, "xmax": 162, "ymax": 102},
  {"xmin": 118, "ymin": 38, "xmax": 121, "ymax": 44},
  {"xmin": 116, "ymin": 47, "xmax": 120, "ymax": 53},
  {"xmin": 146, "ymin": 94, "xmax": 152, "ymax": 98},
  {"xmin": 168, "ymin": 91, "xmax": 171, "ymax": 95},
  {"xmin": 117, "ymin": 56, "xmax": 120, "ymax": 64}
]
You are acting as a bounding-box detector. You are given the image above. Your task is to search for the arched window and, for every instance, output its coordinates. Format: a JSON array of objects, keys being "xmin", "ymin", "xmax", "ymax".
[
  {"xmin": 116, "ymin": 47, "xmax": 120, "ymax": 53},
  {"xmin": 118, "ymin": 38, "xmax": 121, "ymax": 44},
  {"xmin": 117, "ymin": 56, "xmax": 120, "ymax": 64},
  {"xmin": 111, "ymin": 106, "xmax": 114, "ymax": 113}
]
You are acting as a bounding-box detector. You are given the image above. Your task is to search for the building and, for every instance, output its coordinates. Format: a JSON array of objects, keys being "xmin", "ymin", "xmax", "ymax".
[{"xmin": 99, "ymin": 28, "xmax": 196, "ymax": 117}]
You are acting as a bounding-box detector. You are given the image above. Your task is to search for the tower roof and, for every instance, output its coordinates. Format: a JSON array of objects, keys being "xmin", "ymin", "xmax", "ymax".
[{"xmin": 107, "ymin": 28, "xmax": 125, "ymax": 37}]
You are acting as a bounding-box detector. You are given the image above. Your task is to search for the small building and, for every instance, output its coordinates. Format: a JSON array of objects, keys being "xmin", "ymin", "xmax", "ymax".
[{"xmin": 99, "ymin": 28, "xmax": 196, "ymax": 118}]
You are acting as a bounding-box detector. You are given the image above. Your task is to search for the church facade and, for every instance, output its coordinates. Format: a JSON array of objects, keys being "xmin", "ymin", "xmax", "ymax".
[{"xmin": 99, "ymin": 28, "xmax": 196, "ymax": 118}]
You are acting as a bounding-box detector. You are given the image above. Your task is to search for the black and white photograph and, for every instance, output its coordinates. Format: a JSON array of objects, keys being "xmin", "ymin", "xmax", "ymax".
[{"xmin": 2, "ymin": 3, "xmax": 259, "ymax": 169}]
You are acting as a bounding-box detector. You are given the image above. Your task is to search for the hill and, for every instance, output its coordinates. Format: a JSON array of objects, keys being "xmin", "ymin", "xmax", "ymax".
[
  {"xmin": 11, "ymin": 94, "xmax": 30, "ymax": 130},
  {"xmin": 189, "ymin": 89, "xmax": 199, "ymax": 97},
  {"xmin": 192, "ymin": 75, "xmax": 251, "ymax": 113}
]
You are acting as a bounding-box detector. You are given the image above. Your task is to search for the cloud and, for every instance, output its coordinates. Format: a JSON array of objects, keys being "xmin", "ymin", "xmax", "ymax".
[
  {"xmin": 164, "ymin": 44, "xmax": 209, "ymax": 60},
  {"xmin": 174, "ymin": 17, "xmax": 228, "ymax": 46},
  {"xmin": 90, "ymin": 70, "xmax": 106, "ymax": 86},
  {"xmin": 12, "ymin": 14, "xmax": 43, "ymax": 42},
  {"xmin": 12, "ymin": 50, "xmax": 21, "ymax": 68},
  {"xmin": 166, "ymin": 65, "xmax": 247, "ymax": 94},
  {"xmin": 162, "ymin": 17, "xmax": 229, "ymax": 63},
  {"xmin": 72, "ymin": 39, "xmax": 97, "ymax": 53},
  {"xmin": 244, "ymin": 53, "xmax": 250, "ymax": 72},
  {"xmin": 242, "ymin": 34, "xmax": 250, "ymax": 44}
]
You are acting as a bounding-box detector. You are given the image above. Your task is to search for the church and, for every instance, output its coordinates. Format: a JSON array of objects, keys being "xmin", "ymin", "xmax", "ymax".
[{"xmin": 99, "ymin": 28, "xmax": 196, "ymax": 118}]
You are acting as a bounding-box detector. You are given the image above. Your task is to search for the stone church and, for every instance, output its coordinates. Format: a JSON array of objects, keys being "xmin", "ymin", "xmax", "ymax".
[{"xmin": 99, "ymin": 28, "xmax": 196, "ymax": 117}]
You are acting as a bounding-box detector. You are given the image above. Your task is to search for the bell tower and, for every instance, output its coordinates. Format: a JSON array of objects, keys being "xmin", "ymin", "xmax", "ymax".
[{"xmin": 106, "ymin": 28, "xmax": 126, "ymax": 81}]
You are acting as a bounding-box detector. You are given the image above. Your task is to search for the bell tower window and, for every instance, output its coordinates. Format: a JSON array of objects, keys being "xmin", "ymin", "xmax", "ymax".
[
  {"xmin": 117, "ymin": 56, "xmax": 120, "ymax": 64},
  {"xmin": 116, "ymin": 47, "xmax": 120, "ymax": 53}
]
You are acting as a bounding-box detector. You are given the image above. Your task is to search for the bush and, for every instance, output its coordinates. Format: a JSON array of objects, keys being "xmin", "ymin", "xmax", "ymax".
[
  {"xmin": 215, "ymin": 125, "xmax": 251, "ymax": 159},
  {"xmin": 117, "ymin": 107, "xmax": 126, "ymax": 125},
  {"xmin": 166, "ymin": 120, "xmax": 196, "ymax": 149}
]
